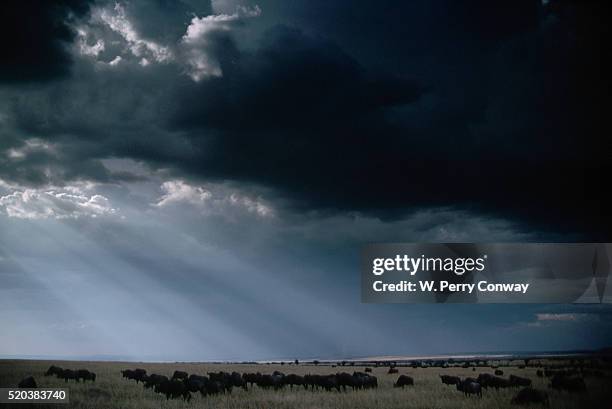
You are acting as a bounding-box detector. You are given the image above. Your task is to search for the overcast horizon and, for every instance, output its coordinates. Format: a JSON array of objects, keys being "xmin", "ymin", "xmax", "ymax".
[
  {"xmin": 3, "ymin": 345, "xmax": 609, "ymax": 363},
  {"xmin": 1, "ymin": 0, "xmax": 610, "ymax": 362}
]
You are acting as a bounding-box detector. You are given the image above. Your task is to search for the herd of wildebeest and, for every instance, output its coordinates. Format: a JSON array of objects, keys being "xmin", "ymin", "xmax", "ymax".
[{"xmin": 13, "ymin": 359, "xmax": 608, "ymax": 406}]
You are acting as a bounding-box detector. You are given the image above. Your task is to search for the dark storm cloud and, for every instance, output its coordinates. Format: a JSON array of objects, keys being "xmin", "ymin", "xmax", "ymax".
[
  {"xmin": 1, "ymin": 0, "xmax": 609, "ymax": 238},
  {"xmin": 172, "ymin": 26, "xmax": 423, "ymax": 130},
  {"xmin": 163, "ymin": 0, "xmax": 609, "ymax": 237},
  {"xmin": 0, "ymin": 1, "xmax": 93, "ymax": 83}
]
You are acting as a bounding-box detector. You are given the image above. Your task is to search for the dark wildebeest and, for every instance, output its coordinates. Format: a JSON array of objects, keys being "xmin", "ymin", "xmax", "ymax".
[
  {"xmin": 537, "ymin": 370, "xmax": 544, "ymax": 378},
  {"xmin": 440, "ymin": 375, "xmax": 461, "ymax": 385},
  {"xmin": 495, "ymin": 369, "xmax": 504, "ymax": 376},
  {"xmin": 271, "ymin": 373, "xmax": 286, "ymax": 390},
  {"xmin": 387, "ymin": 367, "xmax": 398, "ymax": 374},
  {"xmin": 45, "ymin": 366, "xmax": 63, "ymax": 377},
  {"xmin": 242, "ymin": 373, "xmax": 258, "ymax": 388},
  {"xmin": 18, "ymin": 376, "xmax": 37, "ymax": 388},
  {"xmin": 352, "ymin": 372, "xmax": 373, "ymax": 390},
  {"xmin": 156, "ymin": 379, "xmax": 191, "ymax": 401},
  {"xmin": 550, "ymin": 375, "xmax": 586, "ymax": 393},
  {"xmin": 364, "ymin": 375, "xmax": 378, "ymax": 389},
  {"xmin": 208, "ymin": 371, "xmax": 233, "ymax": 393},
  {"xmin": 303, "ymin": 374, "xmax": 317, "ymax": 390},
  {"xmin": 457, "ymin": 379, "xmax": 483, "ymax": 398},
  {"xmin": 320, "ymin": 374, "xmax": 340, "ymax": 392},
  {"xmin": 354, "ymin": 372, "xmax": 377, "ymax": 389},
  {"xmin": 478, "ymin": 373, "xmax": 510, "ymax": 389},
  {"xmin": 133, "ymin": 368, "xmax": 146, "ymax": 382},
  {"xmin": 256, "ymin": 374, "xmax": 283, "ymax": 390},
  {"xmin": 122, "ymin": 369, "xmax": 146, "ymax": 383},
  {"xmin": 284, "ymin": 374, "xmax": 304, "ymax": 389},
  {"xmin": 60, "ymin": 369, "xmax": 78, "ymax": 382},
  {"xmin": 394, "ymin": 375, "xmax": 414, "ymax": 388},
  {"xmin": 144, "ymin": 374, "xmax": 168, "ymax": 389},
  {"xmin": 77, "ymin": 369, "xmax": 96, "ymax": 382},
  {"xmin": 185, "ymin": 374, "xmax": 208, "ymax": 393},
  {"xmin": 230, "ymin": 372, "xmax": 247, "ymax": 390},
  {"xmin": 511, "ymin": 387, "xmax": 549, "ymax": 405},
  {"xmin": 365, "ymin": 367, "xmax": 372, "ymax": 373},
  {"xmin": 121, "ymin": 369, "xmax": 135, "ymax": 380},
  {"xmin": 509, "ymin": 375, "xmax": 532, "ymax": 387},
  {"xmin": 303, "ymin": 374, "xmax": 339, "ymax": 392},
  {"xmin": 201, "ymin": 380, "xmax": 223, "ymax": 396},
  {"xmin": 336, "ymin": 372, "xmax": 355, "ymax": 391},
  {"xmin": 171, "ymin": 370, "xmax": 189, "ymax": 381}
]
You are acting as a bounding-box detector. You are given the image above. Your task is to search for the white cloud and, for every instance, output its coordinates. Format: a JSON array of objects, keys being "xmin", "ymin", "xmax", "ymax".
[
  {"xmin": 76, "ymin": 28, "xmax": 105, "ymax": 57},
  {"xmin": 155, "ymin": 180, "xmax": 273, "ymax": 218},
  {"xmin": 0, "ymin": 182, "xmax": 117, "ymax": 220},
  {"xmin": 181, "ymin": 5, "xmax": 261, "ymax": 81},
  {"xmin": 155, "ymin": 180, "xmax": 212, "ymax": 207},
  {"xmin": 228, "ymin": 193, "xmax": 273, "ymax": 217},
  {"xmin": 77, "ymin": 2, "xmax": 260, "ymax": 81},
  {"xmin": 97, "ymin": 3, "xmax": 173, "ymax": 64},
  {"xmin": 108, "ymin": 55, "xmax": 123, "ymax": 66},
  {"xmin": 5, "ymin": 139, "xmax": 56, "ymax": 161}
]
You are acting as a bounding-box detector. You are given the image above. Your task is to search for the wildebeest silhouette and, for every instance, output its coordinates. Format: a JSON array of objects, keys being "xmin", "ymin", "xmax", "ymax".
[
  {"xmin": 319, "ymin": 375, "xmax": 340, "ymax": 392},
  {"xmin": 394, "ymin": 375, "xmax": 414, "ymax": 388},
  {"xmin": 45, "ymin": 366, "xmax": 63, "ymax": 377},
  {"xmin": 143, "ymin": 374, "xmax": 168, "ymax": 389},
  {"xmin": 456, "ymin": 379, "xmax": 482, "ymax": 397},
  {"xmin": 230, "ymin": 371, "xmax": 247, "ymax": 390},
  {"xmin": 511, "ymin": 387, "xmax": 549, "ymax": 405},
  {"xmin": 336, "ymin": 372, "xmax": 355, "ymax": 391},
  {"xmin": 201, "ymin": 380, "xmax": 223, "ymax": 396},
  {"xmin": 172, "ymin": 370, "xmax": 188, "ymax": 381},
  {"xmin": 440, "ymin": 375, "xmax": 461, "ymax": 385},
  {"xmin": 122, "ymin": 369, "xmax": 147, "ymax": 383},
  {"xmin": 184, "ymin": 374, "xmax": 208, "ymax": 393},
  {"xmin": 257, "ymin": 373, "xmax": 285, "ymax": 390},
  {"xmin": 478, "ymin": 373, "xmax": 510, "ymax": 389},
  {"xmin": 18, "ymin": 376, "xmax": 37, "ymax": 388},
  {"xmin": 208, "ymin": 371, "xmax": 234, "ymax": 393},
  {"xmin": 156, "ymin": 379, "xmax": 191, "ymax": 401},
  {"xmin": 352, "ymin": 372, "xmax": 377, "ymax": 389},
  {"xmin": 77, "ymin": 369, "xmax": 96, "ymax": 382},
  {"xmin": 352, "ymin": 372, "xmax": 367, "ymax": 390},
  {"xmin": 284, "ymin": 374, "xmax": 304, "ymax": 389},
  {"xmin": 495, "ymin": 369, "xmax": 504, "ymax": 376},
  {"xmin": 60, "ymin": 369, "xmax": 78, "ymax": 382},
  {"xmin": 302, "ymin": 374, "xmax": 340, "ymax": 391},
  {"xmin": 242, "ymin": 373, "xmax": 258, "ymax": 388}
]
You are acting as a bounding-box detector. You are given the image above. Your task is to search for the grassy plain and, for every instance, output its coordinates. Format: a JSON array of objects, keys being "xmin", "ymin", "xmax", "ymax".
[{"xmin": 0, "ymin": 359, "xmax": 610, "ymax": 409}]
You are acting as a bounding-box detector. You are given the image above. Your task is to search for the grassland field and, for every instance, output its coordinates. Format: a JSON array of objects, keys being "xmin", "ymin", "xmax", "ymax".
[{"xmin": 0, "ymin": 359, "xmax": 610, "ymax": 409}]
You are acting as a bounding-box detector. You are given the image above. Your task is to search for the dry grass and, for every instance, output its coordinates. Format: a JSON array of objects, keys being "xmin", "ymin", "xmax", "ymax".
[{"xmin": 0, "ymin": 359, "xmax": 609, "ymax": 409}]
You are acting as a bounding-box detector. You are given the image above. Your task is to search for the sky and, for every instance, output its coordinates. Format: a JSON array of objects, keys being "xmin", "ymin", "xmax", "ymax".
[{"xmin": 0, "ymin": 0, "xmax": 610, "ymax": 361}]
